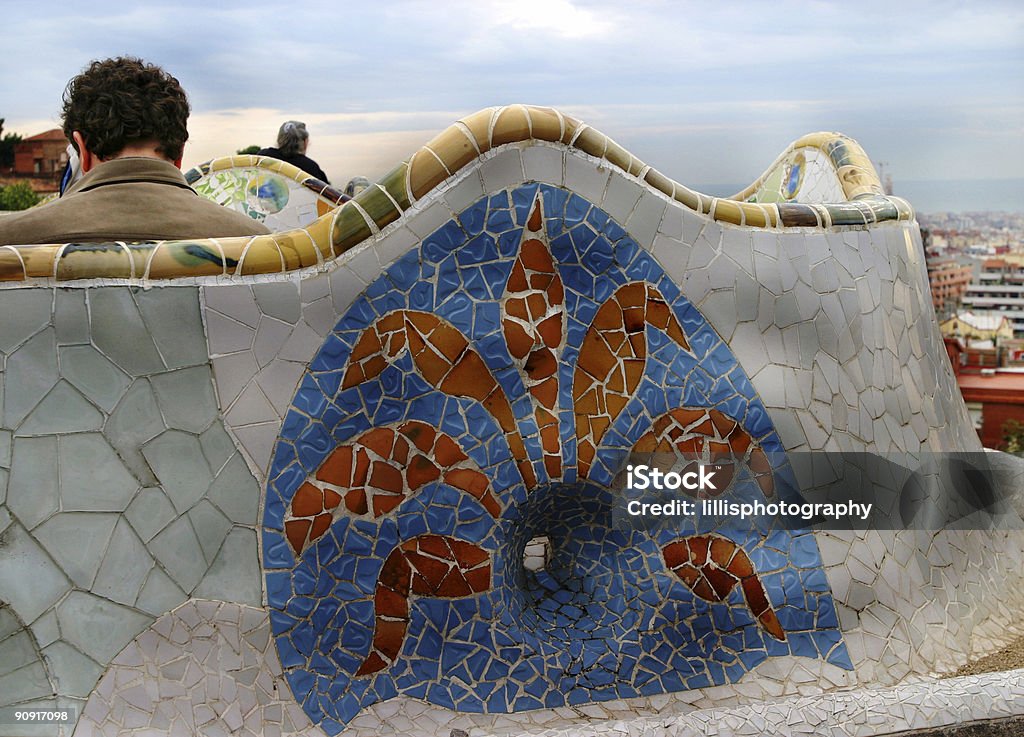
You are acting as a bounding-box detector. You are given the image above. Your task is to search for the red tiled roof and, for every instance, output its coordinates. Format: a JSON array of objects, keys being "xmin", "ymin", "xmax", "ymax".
[
  {"xmin": 958, "ymin": 372, "xmax": 1024, "ymax": 403},
  {"xmin": 21, "ymin": 129, "xmax": 66, "ymax": 142}
]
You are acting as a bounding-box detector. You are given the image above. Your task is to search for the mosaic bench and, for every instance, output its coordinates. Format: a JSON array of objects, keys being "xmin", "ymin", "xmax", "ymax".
[{"xmin": 0, "ymin": 105, "xmax": 1021, "ymax": 737}]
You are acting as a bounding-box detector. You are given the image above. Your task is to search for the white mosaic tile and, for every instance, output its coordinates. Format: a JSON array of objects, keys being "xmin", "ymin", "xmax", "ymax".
[{"xmin": 72, "ymin": 601, "xmax": 327, "ymax": 737}]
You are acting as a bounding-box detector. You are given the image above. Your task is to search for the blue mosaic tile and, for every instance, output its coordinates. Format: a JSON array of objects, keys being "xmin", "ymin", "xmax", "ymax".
[
  {"xmin": 745, "ymin": 403, "xmax": 774, "ymax": 438},
  {"xmin": 459, "ymin": 199, "xmax": 488, "ymax": 236},
  {"xmin": 264, "ymin": 183, "xmax": 848, "ymax": 730},
  {"xmin": 371, "ymin": 291, "xmax": 405, "ymax": 315},
  {"xmin": 277, "ymin": 637, "xmax": 305, "ymax": 668},
  {"xmin": 474, "ymin": 303, "xmax": 501, "ymax": 337},
  {"xmin": 264, "ymin": 532, "xmax": 295, "ymax": 569},
  {"xmin": 564, "ymin": 194, "xmax": 590, "ymax": 226},
  {"xmin": 458, "ymin": 232, "xmax": 499, "ymax": 265},
  {"xmin": 435, "ymin": 254, "xmax": 461, "ymax": 305},
  {"xmin": 423, "ymin": 220, "xmax": 468, "ymax": 261},
  {"xmin": 511, "ymin": 183, "xmax": 541, "ymax": 224},
  {"xmin": 440, "ymin": 292, "xmax": 474, "ymax": 334}
]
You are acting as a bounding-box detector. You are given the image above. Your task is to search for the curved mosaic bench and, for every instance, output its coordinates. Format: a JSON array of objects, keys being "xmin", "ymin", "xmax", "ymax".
[{"xmin": 0, "ymin": 106, "xmax": 1020, "ymax": 737}]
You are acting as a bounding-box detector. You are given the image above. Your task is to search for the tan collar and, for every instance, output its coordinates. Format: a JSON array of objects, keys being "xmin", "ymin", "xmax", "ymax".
[{"xmin": 65, "ymin": 157, "xmax": 193, "ymax": 196}]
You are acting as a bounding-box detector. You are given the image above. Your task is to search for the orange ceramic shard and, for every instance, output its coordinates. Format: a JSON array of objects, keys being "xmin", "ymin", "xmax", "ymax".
[
  {"xmin": 309, "ymin": 513, "xmax": 332, "ymax": 541},
  {"xmin": 741, "ymin": 576, "xmax": 770, "ymax": 615},
  {"xmin": 371, "ymin": 618, "xmax": 408, "ymax": 663},
  {"xmin": 353, "ymin": 448, "xmax": 370, "ymax": 486},
  {"xmin": 703, "ymin": 565, "xmax": 737, "ymax": 600},
  {"xmin": 369, "ymin": 462, "xmax": 404, "ymax": 493},
  {"xmin": 464, "ymin": 564, "xmax": 491, "ymax": 592},
  {"xmin": 709, "ymin": 410, "xmax": 735, "ymax": 436},
  {"xmin": 709, "ymin": 536, "xmax": 735, "ymax": 567},
  {"xmin": 284, "ymin": 519, "xmax": 311, "ymax": 555},
  {"xmin": 504, "ymin": 319, "xmax": 534, "ymax": 359},
  {"xmin": 355, "ymin": 651, "xmax": 389, "ymax": 677},
  {"xmin": 433, "ymin": 434, "xmax": 465, "ymax": 465},
  {"xmin": 480, "ymin": 492, "xmax": 502, "ymax": 519},
  {"xmin": 687, "ymin": 536, "xmax": 709, "ymax": 566},
  {"xmin": 406, "ymin": 454, "xmax": 441, "ymax": 489},
  {"xmin": 524, "ymin": 347, "xmax": 557, "ymax": 381},
  {"xmin": 448, "ymin": 538, "xmax": 489, "ymax": 567},
  {"xmin": 371, "ymin": 492, "xmax": 404, "ymax": 516},
  {"xmin": 360, "ymin": 427, "xmax": 396, "ymax": 457},
  {"xmin": 441, "ymin": 351, "xmax": 497, "ymax": 401},
  {"xmin": 532, "ymin": 376, "xmax": 558, "ymax": 409},
  {"xmin": 691, "ymin": 577, "xmax": 717, "ymax": 601},
  {"xmin": 323, "ymin": 488, "xmax": 342, "ymax": 510},
  {"xmin": 316, "ymin": 446, "xmax": 353, "ymax": 486},
  {"xmin": 378, "ymin": 548, "xmax": 411, "ymax": 592},
  {"xmin": 527, "ymin": 199, "xmax": 543, "ymax": 231},
  {"xmin": 399, "ymin": 421, "xmax": 436, "ymax": 453},
  {"xmin": 375, "ymin": 586, "xmax": 409, "ymax": 618},
  {"xmin": 292, "ymin": 482, "xmax": 323, "ymax": 517},
  {"xmin": 663, "ymin": 541, "xmax": 689, "ymax": 568},
  {"xmin": 758, "ymin": 610, "xmax": 786, "ymax": 641},
  {"xmin": 406, "ymin": 553, "xmax": 451, "ymax": 594},
  {"xmin": 436, "ymin": 568, "xmax": 473, "ymax": 597},
  {"xmin": 444, "ymin": 468, "xmax": 490, "ymax": 496},
  {"xmin": 675, "ymin": 564, "xmax": 700, "ymax": 588},
  {"xmin": 344, "ymin": 488, "xmax": 368, "ymax": 515},
  {"xmin": 727, "ymin": 550, "xmax": 754, "ymax": 579}
]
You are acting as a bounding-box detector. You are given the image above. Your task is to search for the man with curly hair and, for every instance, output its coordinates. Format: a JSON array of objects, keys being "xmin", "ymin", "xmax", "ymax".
[{"xmin": 0, "ymin": 57, "xmax": 269, "ymax": 245}]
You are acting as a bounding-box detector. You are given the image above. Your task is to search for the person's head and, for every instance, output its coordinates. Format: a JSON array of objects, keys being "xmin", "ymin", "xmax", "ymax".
[
  {"xmin": 276, "ymin": 121, "xmax": 310, "ymax": 157},
  {"xmin": 344, "ymin": 176, "xmax": 370, "ymax": 197},
  {"xmin": 62, "ymin": 57, "xmax": 190, "ymax": 172}
]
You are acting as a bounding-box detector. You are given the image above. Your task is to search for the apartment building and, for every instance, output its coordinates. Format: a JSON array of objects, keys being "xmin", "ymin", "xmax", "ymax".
[{"xmin": 962, "ymin": 255, "xmax": 1024, "ymax": 336}]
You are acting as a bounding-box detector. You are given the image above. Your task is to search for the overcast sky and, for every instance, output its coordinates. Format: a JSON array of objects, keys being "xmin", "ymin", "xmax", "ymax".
[{"xmin": 3, "ymin": 0, "xmax": 1022, "ymax": 190}]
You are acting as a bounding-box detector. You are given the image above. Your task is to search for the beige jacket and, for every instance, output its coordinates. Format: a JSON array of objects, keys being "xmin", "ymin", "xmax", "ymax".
[{"xmin": 0, "ymin": 157, "xmax": 271, "ymax": 245}]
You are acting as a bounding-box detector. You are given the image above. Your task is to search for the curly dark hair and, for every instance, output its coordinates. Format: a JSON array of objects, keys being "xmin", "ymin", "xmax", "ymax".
[{"xmin": 62, "ymin": 57, "xmax": 190, "ymax": 161}]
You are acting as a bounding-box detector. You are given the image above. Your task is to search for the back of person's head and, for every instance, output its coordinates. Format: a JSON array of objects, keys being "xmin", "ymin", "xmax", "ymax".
[
  {"xmin": 345, "ymin": 176, "xmax": 370, "ymax": 197},
  {"xmin": 277, "ymin": 121, "xmax": 309, "ymax": 157},
  {"xmin": 62, "ymin": 57, "xmax": 190, "ymax": 162}
]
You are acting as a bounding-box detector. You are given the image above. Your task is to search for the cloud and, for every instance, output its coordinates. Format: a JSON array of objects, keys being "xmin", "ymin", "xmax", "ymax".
[
  {"xmin": 2, "ymin": 1, "xmax": 1021, "ymax": 186},
  {"xmin": 470, "ymin": 0, "xmax": 614, "ymax": 40}
]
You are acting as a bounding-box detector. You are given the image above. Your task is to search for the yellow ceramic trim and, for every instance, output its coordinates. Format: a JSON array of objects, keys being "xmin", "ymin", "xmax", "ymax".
[{"xmin": 0, "ymin": 106, "xmax": 908, "ymax": 284}]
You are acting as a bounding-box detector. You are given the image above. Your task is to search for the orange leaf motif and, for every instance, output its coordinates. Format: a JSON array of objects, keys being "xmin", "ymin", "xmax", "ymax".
[
  {"xmin": 662, "ymin": 534, "xmax": 785, "ymax": 641},
  {"xmin": 357, "ymin": 535, "xmax": 491, "ymax": 676}
]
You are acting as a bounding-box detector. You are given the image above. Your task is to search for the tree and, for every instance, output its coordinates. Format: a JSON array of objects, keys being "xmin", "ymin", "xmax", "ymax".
[
  {"xmin": 236, "ymin": 145, "xmax": 261, "ymax": 155},
  {"xmin": 0, "ymin": 181, "xmax": 40, "ymax": 211},
  {"xmin": 0, "ymin": 118, "xmax": 22, "ymax": 171},
  {"xmin": 1004, "ymin": 419, "xmax": 1024, "ymax": 455}
]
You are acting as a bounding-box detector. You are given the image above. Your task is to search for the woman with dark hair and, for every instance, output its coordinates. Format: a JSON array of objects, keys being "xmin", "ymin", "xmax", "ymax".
[{"xmin": 258, "ymin": 121, "xmax": 330, "ymax": 183}]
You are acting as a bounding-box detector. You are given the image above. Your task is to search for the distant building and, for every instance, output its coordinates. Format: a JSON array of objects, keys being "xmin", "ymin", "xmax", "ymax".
[
  {"xmin": 926, "ymin": 258, "xmax": 973, "ymax": 319},
  {"xmin": 939, "ymin": 310, "xmax": 1014, "ymax": 342},
  {"xmin": 12, "ymin": 129, "xmax": 67, "ymax": 193},
  {"xmin": 945, "ymin": 331, "xmax": 1024, "ymax": 450},
  {"xmin": 956, "ymin": 370, "xmax": 1024, "ymax": 450},
  {"xmin": 962, "ymin": 256, "xmax": 1024, "ymax": 336},
  {"xmin": 1006, "ymin": 339, "xmax": 1024, "ymax": 367}
]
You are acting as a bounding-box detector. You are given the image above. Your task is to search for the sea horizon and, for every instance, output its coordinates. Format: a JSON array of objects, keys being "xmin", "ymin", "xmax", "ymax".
[{"xmin": 698, "ymin": 178, "xmax": 1024, "ymax": 216}]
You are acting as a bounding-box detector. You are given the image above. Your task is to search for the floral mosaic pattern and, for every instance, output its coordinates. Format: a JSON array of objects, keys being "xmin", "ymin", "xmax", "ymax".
[
  {"xmin": 186, "ymin": 157, "xmax": 348, "ymax": 232},
  {"xmin": 263, "ymin": 183, "xmax": 850, "ymax": 733}
]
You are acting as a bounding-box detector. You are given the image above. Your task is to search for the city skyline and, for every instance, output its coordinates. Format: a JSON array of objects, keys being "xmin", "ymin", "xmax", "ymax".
[{"xmin": 3, "ymin": 1, "xmax": 1022, "ymax": 193}]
